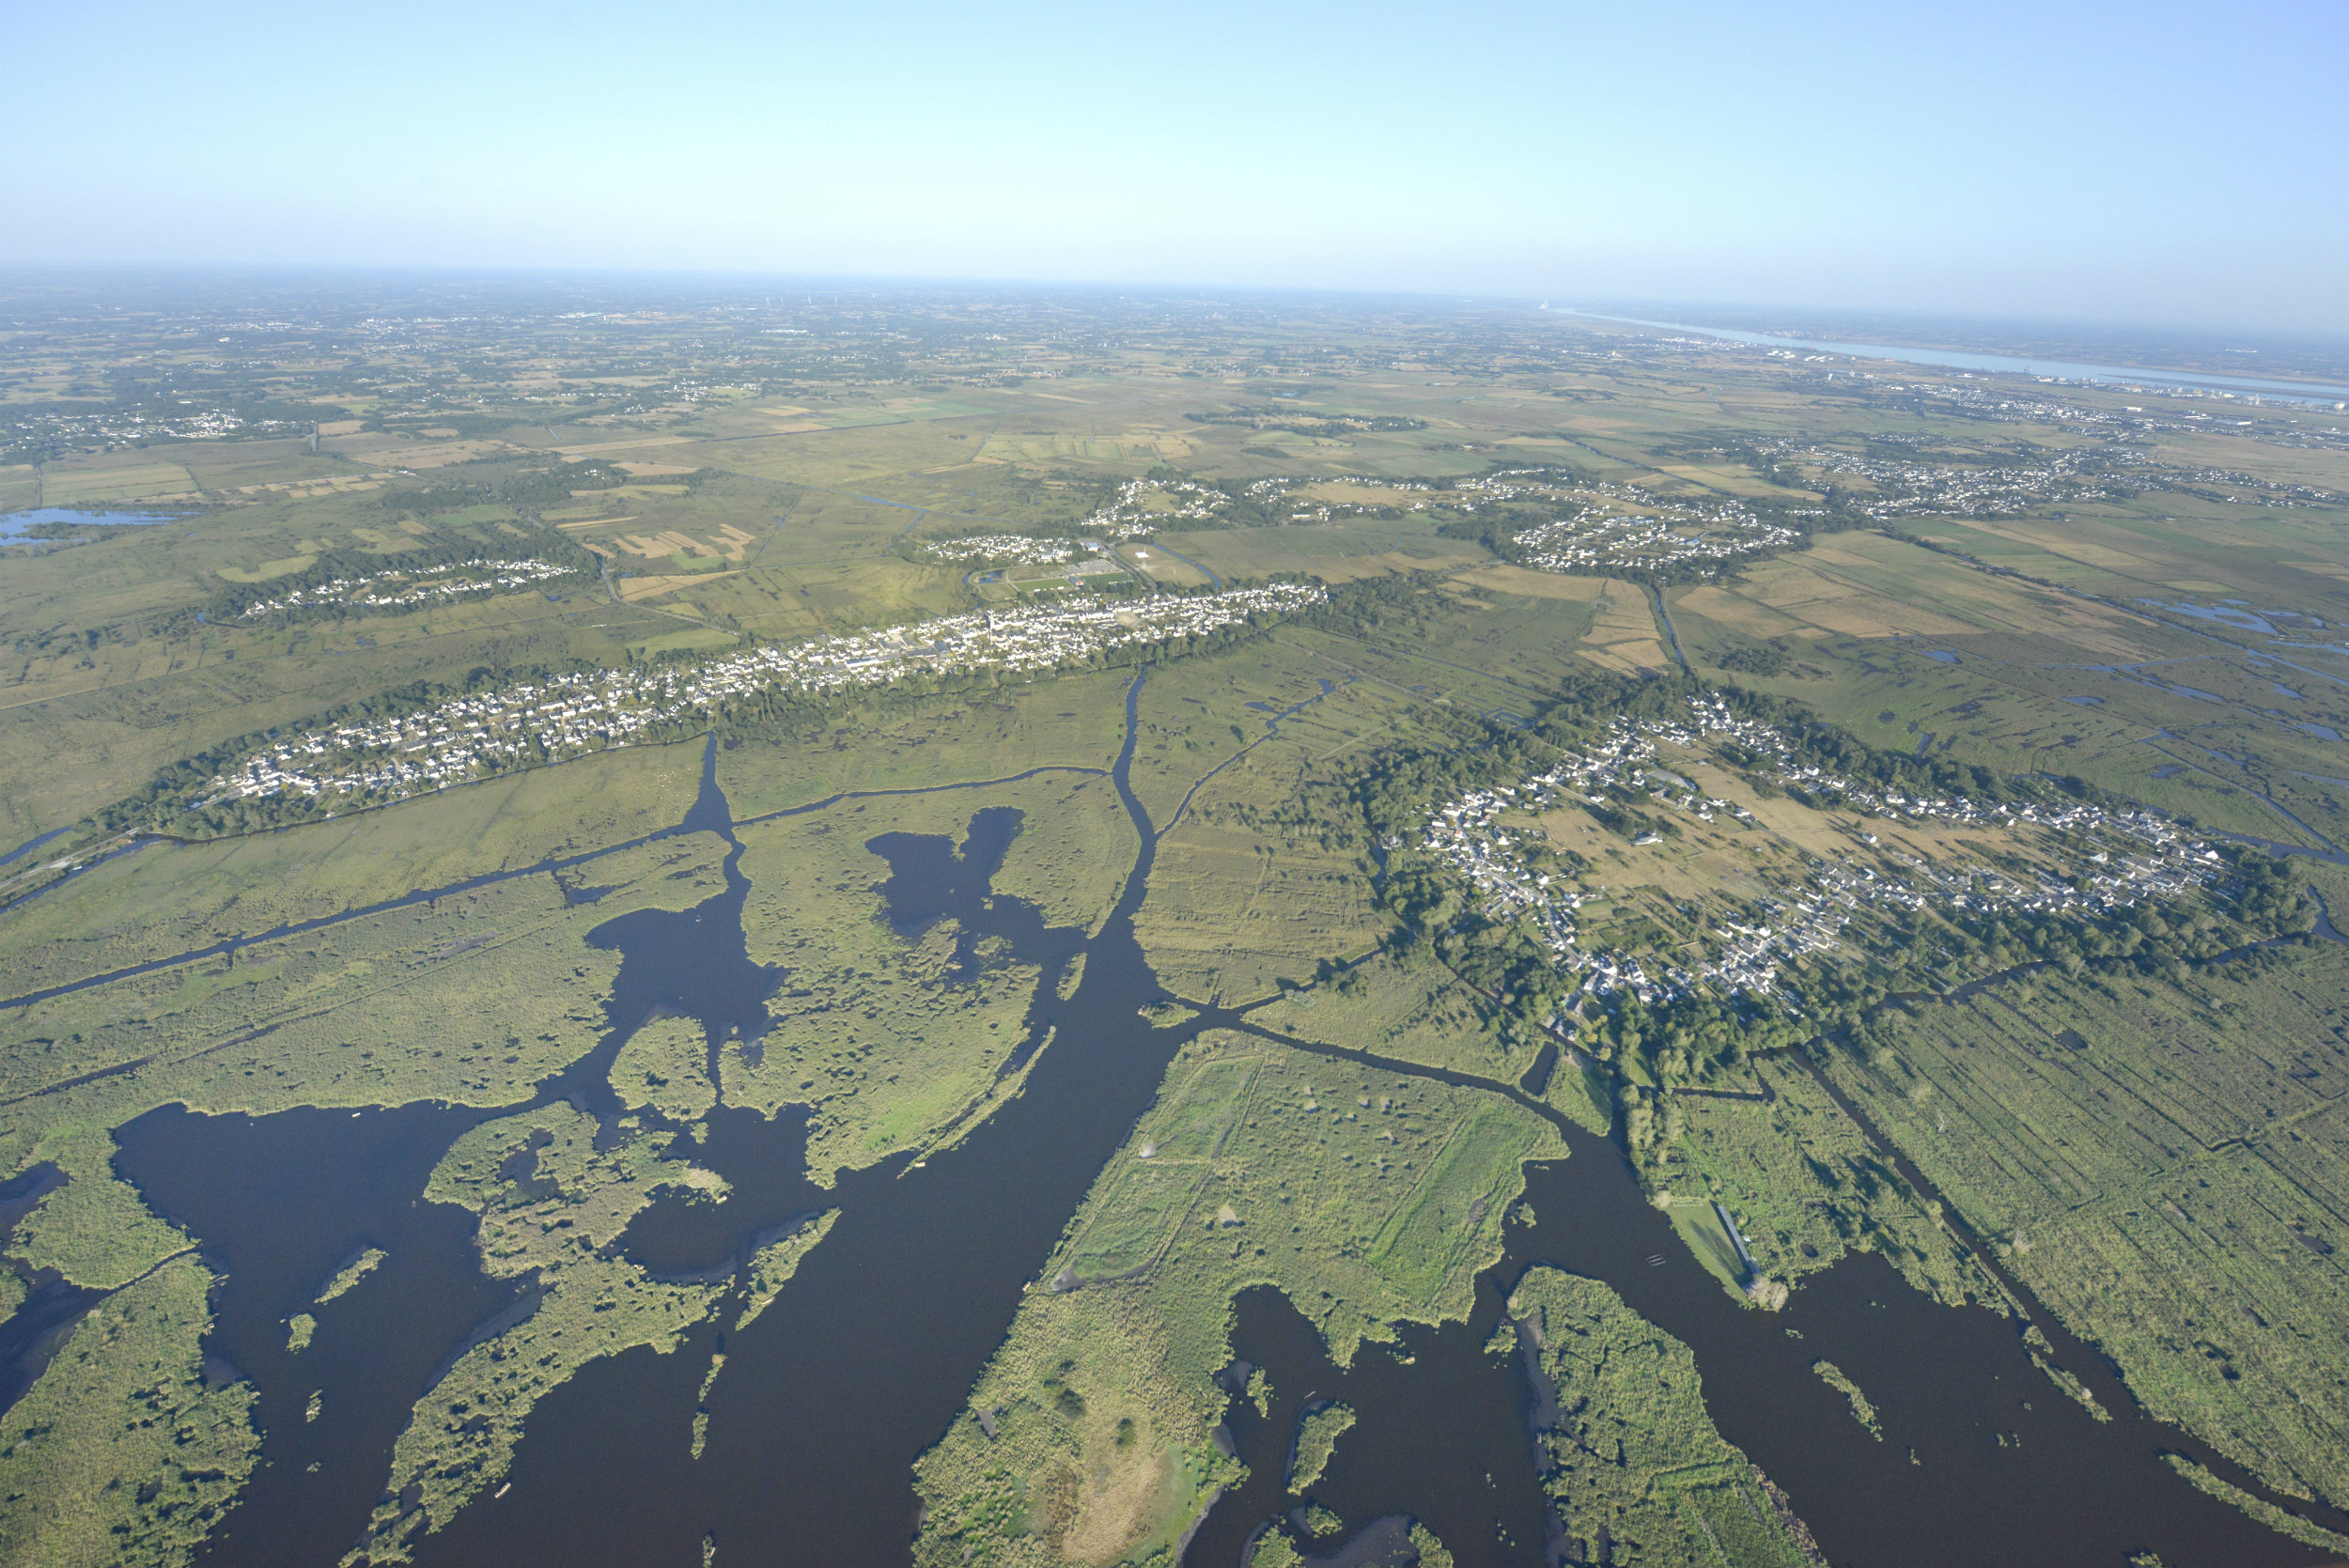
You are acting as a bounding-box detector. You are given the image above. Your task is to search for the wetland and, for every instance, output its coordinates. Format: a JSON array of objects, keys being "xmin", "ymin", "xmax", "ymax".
[{"xmin": 6, "ymin": 279, "xmax": 2348, "ymax": 1568}]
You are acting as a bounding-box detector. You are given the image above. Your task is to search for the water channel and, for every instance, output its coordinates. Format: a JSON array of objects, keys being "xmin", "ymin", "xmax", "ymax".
[{"xmin": 74, "ymin": 673, "xmax": 2349, "ymax": 1566}]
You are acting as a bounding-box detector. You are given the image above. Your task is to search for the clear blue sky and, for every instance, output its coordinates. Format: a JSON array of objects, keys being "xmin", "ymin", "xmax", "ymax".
[{"xmin": 8, "ymin": 0, "xmax": 2343, "ymax": 331}]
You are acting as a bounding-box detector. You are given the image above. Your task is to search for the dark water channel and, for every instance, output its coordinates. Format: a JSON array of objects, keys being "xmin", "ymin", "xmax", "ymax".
[
  {"xmin": 77, "ymin": 688, "xmax": 2349, "ymax": 1568},
  {"xmin": 1502, "ymin": 1136, "xmax": 2336, "ymax": 1568},
  {"xmin": 1191, "ymin": 1113, "xmax": 2335, "ymax": 1568},
  {"xmin": 114, "ymin": 1102, "xmax": 522, "ymax": 1562},
  {"xmin": 99, "ymin": 681, "xmax": 1190, "ymax": 1567}
]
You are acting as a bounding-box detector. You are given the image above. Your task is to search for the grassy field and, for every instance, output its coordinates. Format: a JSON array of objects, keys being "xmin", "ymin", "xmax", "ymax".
[
  {"xmin": 713, "ymin": 674, "xmax": 1135, "ymax": 820},
  {"xmin": 1254, "ymin": 947, "xmax": 1525, "ymax": 1089},
  {"xmin": 0, "ymin": 831, "xmax": 730, "ymax": 1297},
  {"xmin": 1121, "ymin": 640, "xmax": 1434, "ymax": 1003},
  {"xmin": 0, "ymin": 741, "xmax": 706, "ymax": 997},
  {"xmin": 1670, "ymin": 528, "xmax": 2349, "ymax": 849}
]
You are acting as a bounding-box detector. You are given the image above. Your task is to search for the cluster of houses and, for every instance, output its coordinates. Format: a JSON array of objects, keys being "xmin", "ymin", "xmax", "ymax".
[
  {"xmin": 1767, "ymin": 439, "xmax": 2112, "ymax": 520},
  {"xmin": 235, "ymin": 557, "xmax": 584, "ymax": 618},
  {"xmin": 1511, "ymin": 483, "xmax": 1802, "ymax": 574},
  {"xmin": 1411, "ymin": 697, "xmax": 2226, "ymax": 1009},
  {"xmin": 1249, "ymin": 474, "xmax": 1436, "ymax": 525},
  {"xmin": 201, "ymin": 582, "xmax": 1325, "ymax": 806},
  {"xmin": 920, "ymin": 534, "xmax": 1088, "ymax": 566},
  {"xmin": 1081, "ymin": 478, "xmax": 1235, "ymax": 538},
  {"xmin": 12, "ymin": 400, "xmax": 273, "ymax": 454}
]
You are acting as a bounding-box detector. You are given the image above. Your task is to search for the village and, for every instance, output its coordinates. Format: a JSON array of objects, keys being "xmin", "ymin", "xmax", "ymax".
[
  {"xmin": 1507, "ymin": 481, "xmax": 1806, "ymax": 574},
  {"xmin": 918, "ymin": 534, "xmax": 1083, "ymax": 565},
  {"xmin": 1414, "ymin": 695, "xmax": 2223, "ymax": 1009},
  {"xmin": 234, "ymin": 556, "xmax": 585, "ymax": 617},
  {"xmin": 200, "ymin": 582, "xmax": 1325, "ymax": 805},
  {"xmin": 1081, "ymin": 476, "xmax": 1237, "ymax": 537}
]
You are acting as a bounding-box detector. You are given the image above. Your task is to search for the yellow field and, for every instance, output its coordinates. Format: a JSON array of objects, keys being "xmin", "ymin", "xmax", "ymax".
[
  {"xmin": 1164, "ymin": 526, "xmax": 1485, "ymax": 584},
  {"xmin": 612, "ymin": 524, "xmax": 758, "ymax": 563},
  {"xmin": 1688, "ymin": 533, "xmax": 2170, "ymax": 659},
  {"xmin": 1578, "ymin": 579, "xmax": 1672, "ymax": 675},
  {"xmin": 1452, "ymin": 564, "xmax": 1606, "ymax": 601},
  {"xmin": 614, "ymin": 568, "xmax": 738, "ymax": 601}
]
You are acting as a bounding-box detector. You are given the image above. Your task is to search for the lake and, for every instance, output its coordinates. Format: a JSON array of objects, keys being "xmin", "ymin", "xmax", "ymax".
[{"xmin": 0, "ymin": 507, "xmax": 190, "ymax": 542}]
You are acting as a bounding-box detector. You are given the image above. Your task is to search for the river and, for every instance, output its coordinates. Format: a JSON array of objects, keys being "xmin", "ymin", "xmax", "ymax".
[{"xmin": 1553, "ymin": 309, "xmax": 2349, "ymax": 406}]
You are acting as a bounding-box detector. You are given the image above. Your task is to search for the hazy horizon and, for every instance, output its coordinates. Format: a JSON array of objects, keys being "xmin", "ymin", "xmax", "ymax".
[{"xmin": 7, "ymin": 265, "xmax": 2345, "ymax": 384}]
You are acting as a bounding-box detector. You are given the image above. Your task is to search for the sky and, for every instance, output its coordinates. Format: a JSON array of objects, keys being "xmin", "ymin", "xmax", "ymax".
[{"xmin": 7, "ymin": 0, "xmax": 2344, "ymax": 332}]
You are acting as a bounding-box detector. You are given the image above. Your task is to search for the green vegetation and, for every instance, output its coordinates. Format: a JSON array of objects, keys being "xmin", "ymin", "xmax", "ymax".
[
  {"xmin": 0, "ymin": 738, "xmax": 708, "ymax": 994},
  {"xmin": 611, "ymin": 1014, "xmax": 719, "ymax": 1121},
  {"xmin": 916, "ymin": 1032, "xmax": 1553, "ymax": 1564},
  {"xmin": 911, "ymin": 1289, "xmax": 1238, "ymax": 1568},
  {"xmin": 1828, "ymin": 948, "xmax": 2349, "ymax": 1506},
  {"xmin": 10, "ymin": 1125, "xmax": 194, "ymax": 1291},
  {"xmin": 1510, "ymin": 1267, "xmax": 1820, "ymax": 1568},
  {"xmin": 737, "ymin": 1210, "xmax": 839, "ymax": 1330},
  {"xmin": 1809, "ymin": 1360, "xmax": 1882, "ymax": 1440},
  {"xmin": 1253, "ymin": 947, "xmax": 1548, "ymax": 1102},
  {"xmin": 723, "ymin": 795, "xmax": 1082, "ymax": 1180},
  {"xmin": 1287, "ymin": 1401, "xmax": 1355, "ymax": 1492},
  {"xmin": 0, "ymin": 1256, "xmax": 258, "ymax": 1568},
  {"xmin": 2164, "ymin": 1455, "xmax": 2349, "ymax": 1558},
  {"xmin": 316, "ymin": 1246, "xmax": 388, "ymax": 1304},
  {"xmin": 1663, "ymin": 1057, "xmax": 1986, "ymax": 1305}
]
